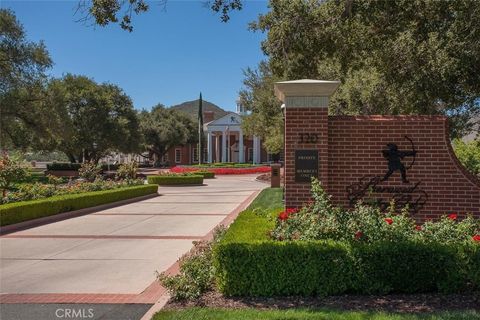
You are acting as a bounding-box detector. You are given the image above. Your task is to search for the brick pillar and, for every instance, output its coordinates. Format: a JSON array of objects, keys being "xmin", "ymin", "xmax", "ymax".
[{"xmin": 274, "ymin": 80, "xmax": 340, "ymax": 208}]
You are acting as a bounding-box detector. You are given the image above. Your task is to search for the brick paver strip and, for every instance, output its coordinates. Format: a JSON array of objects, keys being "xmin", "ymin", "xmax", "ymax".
[
  {"xmin": 91, "ymin": 213, "xmax": 228, "ymax": 216},
  {"xmin": 0, "ymin": 188, "xmax": 262, "ymax": 305},
  {"xmin": 1, "ymin": 235, "xmax": 202, "ymax": 240}
]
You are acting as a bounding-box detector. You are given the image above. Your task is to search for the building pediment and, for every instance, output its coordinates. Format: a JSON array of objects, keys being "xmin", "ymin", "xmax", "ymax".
[{"xmin": 205, "ymin": 112, "xmax": 242, "ymax": 131}]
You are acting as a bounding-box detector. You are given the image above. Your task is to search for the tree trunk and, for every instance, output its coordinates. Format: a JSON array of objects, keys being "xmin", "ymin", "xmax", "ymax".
[{"xmin": 67, "ymin": 153, "xmax": 77, "ymax": 163}]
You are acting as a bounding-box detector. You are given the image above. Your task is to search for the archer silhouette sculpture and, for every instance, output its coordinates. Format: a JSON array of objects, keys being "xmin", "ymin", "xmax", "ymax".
[{"xmin": 382, "ymin": 143, "xmax": 417, "ymax": 183}]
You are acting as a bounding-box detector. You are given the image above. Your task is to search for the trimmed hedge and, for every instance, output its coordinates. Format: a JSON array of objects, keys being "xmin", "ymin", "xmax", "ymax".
[
  {"xmin": 213, "ymin": 189, "xmax": 480, "ymax": 297},
  {"xmin": 194, "ymin": 171, "xmax": 215, "ymax": 179},
  {"xmin": 214, "ymin": 240, "xmax": 480, "ymax": 297},
  {"xmin": 46, "ymin": 162, "xmax": 82, "ymax": 171},
  {"xmin": 0, "ymin": 184, "xmax": 158, "ymax": 226},
  {"xmin": 147, "ymin": 175, "xmax": 204, "ymax": 185}
]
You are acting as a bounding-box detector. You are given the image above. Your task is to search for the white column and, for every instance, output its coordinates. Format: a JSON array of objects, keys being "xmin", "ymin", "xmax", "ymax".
[
  {"xmin": 207, "ymin": 131, "xmax": 212, "ymax": 163},
  {"xmin": 239, "ymin": 130, "xmax": 244, "ymax": 163},
  {"xmin": 252, "ymin": 136, "xmax": 258, "ymax": 164},
  {"xmin": 222, "ymin": 130, "xmax": 227, "ymax": 162},
  {"xmin": 215, "ymin": 134, "xmax": 220, "ymax": 162}
]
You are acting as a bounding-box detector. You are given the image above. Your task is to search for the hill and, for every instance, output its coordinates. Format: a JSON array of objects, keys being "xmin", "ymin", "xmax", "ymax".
[{"xmin": 170, "ymin": 99, "xmax": 228, "ymax": 121}]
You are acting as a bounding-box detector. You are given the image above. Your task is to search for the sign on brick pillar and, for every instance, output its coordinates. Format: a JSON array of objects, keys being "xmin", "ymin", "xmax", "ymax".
[{"xmin": 274, "ymin": 80, "xmax": 340, "ymax": 208}]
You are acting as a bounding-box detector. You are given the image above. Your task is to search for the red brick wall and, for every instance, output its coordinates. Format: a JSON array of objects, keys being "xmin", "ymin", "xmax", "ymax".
[
  {"xmin": 285, "ymin": 107, "xmax": 329, "ymax": 207},
  {"xmin": 285, "ymin": 113, "xmax": 480, "ymax": 222},
  {"xmin": 165, "ymin": 145, "xmax": 192, "ymax": 166}
]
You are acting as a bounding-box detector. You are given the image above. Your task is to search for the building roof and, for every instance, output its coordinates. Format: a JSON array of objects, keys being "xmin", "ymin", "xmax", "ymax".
[{"xmin": 204, "ymin": 112, "xmax": 242, "ymax": 131}]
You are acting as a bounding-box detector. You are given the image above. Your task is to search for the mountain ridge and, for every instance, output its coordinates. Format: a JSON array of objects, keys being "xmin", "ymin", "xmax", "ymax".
[{"xmin": 170, "ymin": 99, "xmax": 229, "ymax": 121}]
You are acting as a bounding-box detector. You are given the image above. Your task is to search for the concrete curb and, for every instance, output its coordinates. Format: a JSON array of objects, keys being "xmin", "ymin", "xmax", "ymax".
[{"xmin": 0, "ymin": 193, "xmax": 159, "ymax": 236}]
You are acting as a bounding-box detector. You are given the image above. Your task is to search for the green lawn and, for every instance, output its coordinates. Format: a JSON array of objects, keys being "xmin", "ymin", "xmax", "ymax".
[
  {"xmin": 247, "ymin": 187, "xmax": 283, "ymax": 211},
  {"xmin": 153, "ymin": 308, "xmax": 480, "ymax": 320},
  {"xmin": 221, "ymin": 188, "xmax": 283, "ymax": 243}
]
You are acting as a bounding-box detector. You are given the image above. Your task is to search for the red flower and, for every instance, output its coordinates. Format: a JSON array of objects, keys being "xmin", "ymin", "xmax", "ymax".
[
  {"xmin": 354, "ymin": 231, "xmax": 363, "ymax": 240},
  {"xmin": 278, "ymin": 211, "xmax": 289, "ymax": 221},
  {"xmin": 384, "ymin": 218, "xmax": 393, "ymax": 225},
  {"xmin": 473, "ymin": 235, "xmax": 480, "ymax": 242},
  {"xmin": 415, "ymin": 225, "xmax": 422, "ymax": 231},
  {"xmin": 170, "ymin": 166, "xmax": 270, "ymax": 175},
  {"xmin": 285, "ymin": 208, "xmax": 298, "ymax": 214},
  {"xmin": 448, "ymin": 213, "xmax": 457, "ymax": 220}
]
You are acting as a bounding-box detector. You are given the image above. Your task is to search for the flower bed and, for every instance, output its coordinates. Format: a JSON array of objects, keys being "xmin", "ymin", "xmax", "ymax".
[
  {"xmin": 213, "ymin": 185, "xmax": 480, "ymax": 297},
  {"xmin": 171, "ymin": 166, "xmax": 271, "ymax": 175},
  {"xmin": 3, "ymin": 179, "xmax": 145, "ymax": 204},
  {"xmin": 0, "ymin": 184, "xmax": 158, "ymax": 226},
  {"xmin": 147, "ymin": 174, "xmax": 204, "ymax": 185},
  {"xmin": 190, "ymin": 162, "xmax": 257, "ymax": 168}
]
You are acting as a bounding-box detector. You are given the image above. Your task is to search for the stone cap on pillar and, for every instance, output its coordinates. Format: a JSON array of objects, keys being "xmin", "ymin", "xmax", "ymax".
[{"xmin": 274, "ymin": 79, "xmax": 341, "ymax": 104}]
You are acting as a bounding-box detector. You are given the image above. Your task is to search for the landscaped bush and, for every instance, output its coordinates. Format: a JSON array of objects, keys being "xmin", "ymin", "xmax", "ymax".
[
  {"xmin": 2, "ymin": 178, "xmax": 145, "ymax": 204},
  {"xmin": 46, "ymin": 162, "xmax": 82, "ymax": 171},
  {"xmin": 270, "ymin": 179, "xmax": 480, "ymax": 244},
  {"xmin": 0, "ymin": 184, "xmax": 158, "ymax": 226},
  {"xmin": 214, "ymin": 240, "xmax": 479, "ymax": 296},
  {"xmin": 158, "ymin": 226, "xmax": 226, "ymax": 300},
  {"xmin": 147, "ymin": 174, "xmax": 204, "ymax": 185},
  {"xmin": 193, "ymin": 171, "xmax": 215, "ymax": 179},
  {"xmin": 115, "ymin": 162, "xmax": 138, "ymax": 180},
  {"xmin": 78, "ymin": 161, "xmax": 101, "ymax": 182},
  {"xmin": 453, "ymin": 138, "xmax": 480, "ymax": 176},
  {"xmin": 0, "ymin": 154, "xmax": 29, "ymax": 197},
  {"xmin": 171, "ymin": 165, "xmax": 270, "ymax": 175},
  {"xmin": 213, "ymin": 186, "xmax": 480, "ymax": 297}
]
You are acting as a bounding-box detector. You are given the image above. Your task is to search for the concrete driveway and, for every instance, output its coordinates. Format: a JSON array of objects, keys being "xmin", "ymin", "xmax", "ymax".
[{"xmin": 0, "ymin": 175, "xmax": 265, "ymax": 304}]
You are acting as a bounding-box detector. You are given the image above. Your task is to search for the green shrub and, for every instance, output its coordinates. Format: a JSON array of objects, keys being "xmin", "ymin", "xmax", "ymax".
[
  {"xmin": 213, "ymin": 188, "xmax": 479, "ymax": 297},
  {"xmin": 147, "ymin": 175, "xmax": 203, "ymax": 185},
  {"xmin": 3, "ymin": 178, "xmax": 145, "ymax": 204},
  {"xmin": 214, "ymin": 240, "xmax": 478, "ymax": 297},
  {"xmin": 193, "ymin": 171, "xmax": 215, "ymax": 179},
  {"xmin": 0, "ymin": 184, "xmax": 158, "ymax": 226},
  {"xmin": 349, "ymin": 241, "xmax": 465, "ymax": 294},
  {"xmin": 453, "ymin": 138, "xmax": 480, "ymax": 176},
  {"xmin": 214, "ymin": 240, "xmax": 353, "ymax": 296},
  {"xmin": 271, "ymin": 179, "xmax": 480, "ymax": 244},
  {"xmin": 78, "ymin": 161, "xmax": 101, "ymax": 182},
  {"xmin": 0, "ymin": 154, "xmax": 29, "ymax": 198},
  {"xmin": 47, "ymin": 175, "xmax": 64, "ymax": 189},
  {"xmin": 116, "ymin": 162, "xmax": 138, "ymax": 180},
  {"xmin": 158, "ymin": 226, "xmax": 226, "ymax": 300},
  {"xmin": 46, "ymin": 162, "xmax": 82, "ymax": 171}
]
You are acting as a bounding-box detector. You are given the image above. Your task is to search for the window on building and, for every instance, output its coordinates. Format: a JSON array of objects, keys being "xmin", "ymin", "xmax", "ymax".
[
  {"xmin": 192, "ymin": 148, "xmax": 198, "ymax": 162},
  {"xmin": 175, "ymin": 149, "xmax": 181, "ymax": 163},
  {"xmin": 248, "ymin": 148, "xmax": 253, "ymax": 162},
  {"xmin": 203, "ymin": 148, "xmax": 208, "ymax": 162}
]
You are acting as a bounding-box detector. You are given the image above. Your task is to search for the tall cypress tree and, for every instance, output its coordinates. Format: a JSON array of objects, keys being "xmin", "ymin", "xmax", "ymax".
[{"xmin": 198, "ymin": 93, "xmax": 204, "ymax": 164}]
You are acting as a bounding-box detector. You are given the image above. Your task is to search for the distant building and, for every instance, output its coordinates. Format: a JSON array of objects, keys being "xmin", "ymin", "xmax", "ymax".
[
  {"xmin": 104, "ymin": 108, "xmax": 272, "ymax": 167},
  {"xmin": 161, "ymin": 110, "xmax": 270, "ymax": 165}
]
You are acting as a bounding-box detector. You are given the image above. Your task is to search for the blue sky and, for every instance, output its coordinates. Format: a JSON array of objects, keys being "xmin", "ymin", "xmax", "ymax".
[{"xmin": 1, "ymin": 0, "xmax": 269, "ymax": 111}]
